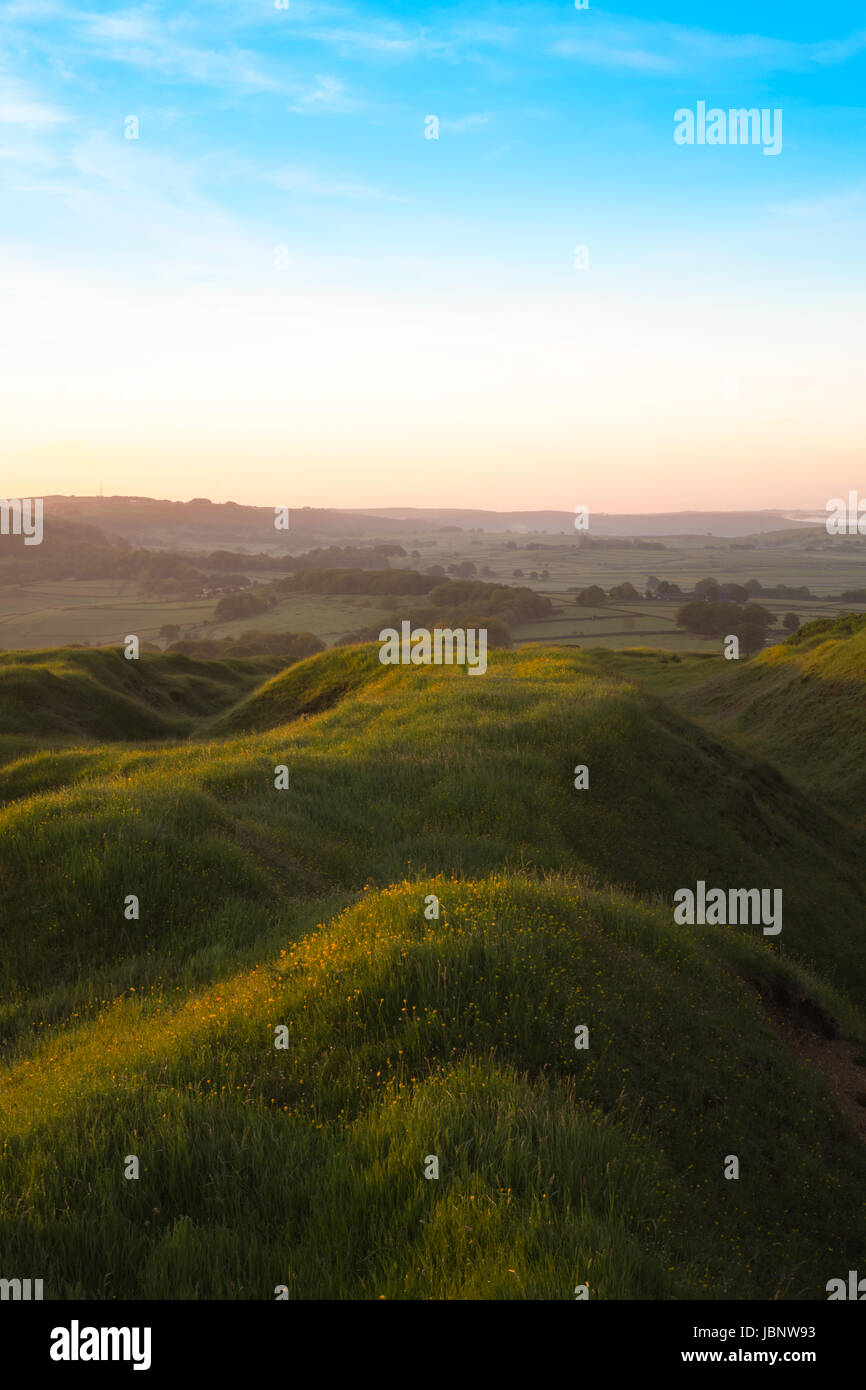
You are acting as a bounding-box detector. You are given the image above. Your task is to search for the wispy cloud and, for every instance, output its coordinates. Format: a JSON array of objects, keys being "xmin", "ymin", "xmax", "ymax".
[
  {"xmin": 548, "ymin": 13, "xmax": 866, "ymax": 75},
  {"xmin": 288, "ymin": 73, "xmax": 363, "ymax": 114},
  {"xmin": 550, "ymin": 37, "xmax": 673, "ymax": 73},
  {"xmin": 0, "ymin": 79, "xmax": 70, "ymax": 125},
  {"xmin": 767, "ymin": 185, "xmax": 866, "ymax": 221},
  {"xmin": 0, "ymin": 133, "xmax": 57, "ymax": 164},
  {"xmin": 76, "ymin": 5, "xmax": 286, "ymax": 94},
  {"xmin": 440, "ymin": 112, "xmax": 491, "ymax": 133},
  {"xmin": 268, "ymin": 164, "xmax": 405, "ymax": 201},
  {"xmin": 304, "ymin": 24, "xmax": 440, "ymax": 59}
]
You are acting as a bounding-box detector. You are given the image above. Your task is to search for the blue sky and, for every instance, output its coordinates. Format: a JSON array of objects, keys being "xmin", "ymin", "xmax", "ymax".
[{"xmin": 1, "ymin": 2, "xmax": 864, "ymax": 509}]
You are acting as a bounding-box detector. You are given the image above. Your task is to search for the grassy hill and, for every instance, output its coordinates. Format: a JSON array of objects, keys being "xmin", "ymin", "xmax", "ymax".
[
  {"xmin": 2, "ymin": 876, "xmax": 865, "ymax": 1299},
  {"xmin": 679, "ymin": 615, "xmax": 866, "ymax": 822},
  {"xmin": 0, "ymin": 646, "xmax": 283, "ymax": 742},
  {"xmin": 1, "ymin": 639, "xmax": 865, "ymax": 1299}
]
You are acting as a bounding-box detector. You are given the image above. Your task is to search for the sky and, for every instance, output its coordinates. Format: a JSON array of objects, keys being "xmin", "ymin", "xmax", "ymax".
[{"xmin": 0, "ymin": 0, "xmax": 864, "ymax": 511}]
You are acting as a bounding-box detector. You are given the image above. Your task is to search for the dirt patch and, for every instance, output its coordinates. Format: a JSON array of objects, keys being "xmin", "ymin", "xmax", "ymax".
[{"xmin": 754, "ymin": 977, "xmax": 866, "ymax": 1144}]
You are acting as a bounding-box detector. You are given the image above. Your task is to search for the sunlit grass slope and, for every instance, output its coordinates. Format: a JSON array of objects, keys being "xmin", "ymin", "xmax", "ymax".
[
  {"xmin": 204, "ymin": 643, "xmax": 384, "ymax": 735},
  {"xmin": 681, "ymin": 616, "xmax": 866, "ymax": 821},
  {"xmin": 2, "ymin": 641, "xmax": 865, "ymax": 1301},
  {"xmin": 1, "ymin": 646, "xmax": 863, "ymax": 1026},
  {"xmin": 0, "ymin": 646, "xmax": 282, "ymax": 741},
  {"xmin": 1, "ymin": 878, "xmax": 864, "ymax": 1300}
]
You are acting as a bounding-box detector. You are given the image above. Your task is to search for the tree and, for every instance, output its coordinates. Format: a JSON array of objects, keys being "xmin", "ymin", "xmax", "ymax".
[
  {"xmin": 609, "ymin": 581, "xmax": 639, "ymax": 600},
  {"xmin": 783, "ymin": 612, "xmax": 800, "ymax": 632},
  {"xmin": 736, "ymin": 622, "xmax": 766, "ymax": 655},
  {"xmin": 695, "ymin": 577, "xmax": 720, "ymax": 600},
  {"xmin": 214, "ymin": 591, "xmax": 268, "ymax": 622},
  {"xmin": 742, "ymin": 602, "xmax": 772, "ymax": 628},
  {"xmin": 577, "ymin": 584, "xmax": 607, "ymax": 606},
  {"xmin": 159, "ymin": 623, "xmax": 181, "ymax": 640},
  {"xmin": 719, "ymin": 582, "xmax": 748, "ymax": 604},
  {"xmin": 677, "ymin": 599, "xmax": 771, "ymax": 646}
]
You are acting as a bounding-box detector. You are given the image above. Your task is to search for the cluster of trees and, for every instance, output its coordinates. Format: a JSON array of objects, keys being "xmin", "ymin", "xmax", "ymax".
[
  {"xmin": 676, "ymin": 600, "xmax": 774, "ymax": 652},
  {"xmin": 425, "ymin": 579, "xmax": 552, "ymax": 624},
  {"xmin": 331, "ymin": 576, "xmax": 552, "ymax": 650},
  {"xmin": 276, "ymin": 568, "xmax": 437, "ymax": 597},
  {"xmin": 695, "ymin": 578, "xmax": 817, "ymax": 600},
  {"xmin": 694, "ymin": 577, "xmax": 813, "ymax": 603},
  {"xmin": 568, "ymin": 580, "xmax": 683, "ymax": 603},
  {"xmin": 213, "ymin": 589, "xmax": 277, "ymax": 622},
  {"xmin": 270, "ymin": 569, "xmax": 552, "ymax": 625},
  {"xmin": 572, "ymin": 581, "xmax": 647, "ymax": 603},
  {"xmin": 576, "ymin": 585, "xmax": 608, "ymax": 606},
  {"xmin": 577, "ymin": 537, "xmax": 668, "ymax": 551},
  {"xmin": 608, "ymin": 582, "xmax": 641, "ymax": 600},
  {"xmin": 167, "ymin": 630, "xmax": 324, "ymax": 660},
  {"xmin": 0, "ymin": 522, "xmax": 411, "ymax": 595},
  {"xmin": 646, "ymin": 578, "xmax": 682, "ymax": 596},
  {"xmin": 192, "ymin": 543, "xmax": 408, "ymax": 573},
  {"xmin": 337, "ymin": 613, "xmax": 513, "ymax": 650},
  {"xmin": 0, "ymin": 519, "xmax": 210, "ymax": 595},
  {"xmin": 427, "ymin": 560, "xmax": 506, "ymax": 579}
]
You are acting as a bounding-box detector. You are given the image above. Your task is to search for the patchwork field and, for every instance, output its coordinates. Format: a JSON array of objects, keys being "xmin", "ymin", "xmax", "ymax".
[{"xmin": 3, "ymin": 527, "xmax": 865, "ymax": 653}]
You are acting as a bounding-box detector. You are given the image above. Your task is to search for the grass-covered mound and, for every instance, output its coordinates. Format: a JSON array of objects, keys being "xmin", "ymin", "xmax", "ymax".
[
  {"xmin": 205, "ymin": 643, "xmax": 384, "ymax": 735},
  {"xmin": 0, "ymin": 646, "xmax": 283, "ymax": 741},
  {"xmin": 1, "ymin": 877, "xmax": 864, "ymax": 1300},
  {"xmin": 681, "ymin": 616, "xmax": 866, "ymax": 821},
  {"xmin": 2, "ymin": 646, "xmax": 864, "ymax": 1021},
  {"xmin": 3, "ymin": 641, "xmax": 866, "ymax": 1301}
]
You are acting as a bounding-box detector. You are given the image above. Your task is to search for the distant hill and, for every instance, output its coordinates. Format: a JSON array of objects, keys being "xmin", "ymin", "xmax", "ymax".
[
  {"xmin": 31, "ymin": 497, "xmax": 821, "ymax": 546},
  {"xmin": 348, "ymin": 507, "xmax": 818, "ymax": 537},
  {"xmin": 45, "ymin": 496, "xmax": 407, "ymax": 551}
]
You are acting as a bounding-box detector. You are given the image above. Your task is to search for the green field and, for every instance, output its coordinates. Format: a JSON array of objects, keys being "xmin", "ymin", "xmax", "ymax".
[
  {"xmin": 3, "ymin": 527, "xmax": 864, "ymax": 654},
  {"xmin": 1, "ymin": 621, "xmax": 866, "ymax": 1298},
  {"xmin": 0, "ymin": 581, "xmax": 396, "ymax": 651}
]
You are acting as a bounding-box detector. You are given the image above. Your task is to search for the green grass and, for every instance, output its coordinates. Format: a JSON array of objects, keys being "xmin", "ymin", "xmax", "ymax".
[
  {"xmin": 0, "ymin": 646, "xmax": 286, "ymax": 741},
  {"xmin": 2, "ymin": 636, "xmax": 866, "ymax": 1299},
  {"xmin": 2, "ymin": 644, "xmax": 864, "ymax": 1007},
  {"xmin": 679, "ymin": 617, "xmax": 866, "ymax": 822},
  {"xmin": 2, "ymin": 877, "xmax": 864, "ymax": 1299}
]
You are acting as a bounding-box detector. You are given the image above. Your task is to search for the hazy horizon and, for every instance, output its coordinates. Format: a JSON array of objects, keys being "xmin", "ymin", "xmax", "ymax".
[{"xmin": 30, "ymin": 492, "xmax": 829, "ymax": 521}]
